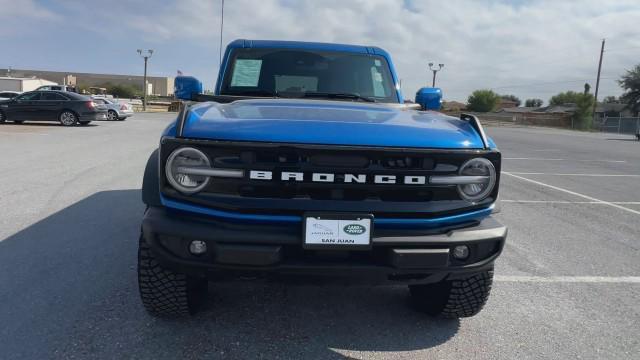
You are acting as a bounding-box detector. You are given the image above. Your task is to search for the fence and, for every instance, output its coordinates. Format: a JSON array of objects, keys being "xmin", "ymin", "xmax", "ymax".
[
  {"xmin": 594, "ymin": 116, "xmax": 640, "ymax": 134},
  {"xmin": 444, "ymin": 111, "xmax": 573, "ymax": 128}
]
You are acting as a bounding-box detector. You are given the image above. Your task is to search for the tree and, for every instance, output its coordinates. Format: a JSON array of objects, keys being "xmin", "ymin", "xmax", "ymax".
[
  {"xmin": 549, "ymin": 91, "xmax": 595, "ymax": 129},
  {"xmin": 467, "ymin": 90, "xmax": 501, "ymax": 112},
  {"xmin": 618, "ymin": 64, "xmax": 640, "ymax": 116},
  {"xmin": 500, "ymin": 94, "xmax": 521, "ymax": 107},
  {"xmin": 524, "ymin": 98, "xmax": 543, "ymax": 107},
  {"xmin": 106, "ymin": 84, "xmax": 142, "ymax": 98},
  {"xmin": 603, "ymin": 96, "xmax": 618, "ymax": 104}
]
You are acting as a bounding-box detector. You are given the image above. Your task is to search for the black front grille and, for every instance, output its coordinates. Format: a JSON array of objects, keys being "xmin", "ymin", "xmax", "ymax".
[{"xmin": 160, "ymin": 139, "xmax": 501, "ymax": 217}]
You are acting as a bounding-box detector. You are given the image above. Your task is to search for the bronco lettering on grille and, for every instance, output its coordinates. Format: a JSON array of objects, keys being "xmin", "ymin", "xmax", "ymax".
[{"xmin": 249, "ymin": 170, "xmax": 427, "ymax": 185}]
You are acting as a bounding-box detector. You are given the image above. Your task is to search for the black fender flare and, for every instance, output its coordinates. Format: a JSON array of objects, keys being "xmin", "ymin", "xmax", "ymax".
[{"xmin": 142, "ymin": 149, "xmax": 162, "ymax": 206}]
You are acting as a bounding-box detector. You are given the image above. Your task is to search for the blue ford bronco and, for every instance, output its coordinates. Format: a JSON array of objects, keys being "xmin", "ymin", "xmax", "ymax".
[{"xmin": 139, "ymin": 40, "xmax": 506, "ymax": 318}]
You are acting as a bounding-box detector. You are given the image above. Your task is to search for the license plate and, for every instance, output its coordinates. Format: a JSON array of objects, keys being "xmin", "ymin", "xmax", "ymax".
[{"xmin": 303, "ymin": 214, "xmax": 373, "ymax": 250}]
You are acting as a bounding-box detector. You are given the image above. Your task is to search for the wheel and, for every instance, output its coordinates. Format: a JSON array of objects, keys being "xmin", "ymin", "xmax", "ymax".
[
  {"xmin": 107, "ymin": 110, "xmax": 118, "ymax": 121},
  {"xmin": 137, "ymin": 233, "xmax": 207, "ymax": 316},
  {"xmin": 59, "ymin": 110, "xmax": 78, "ymax": 126},
  {"xmin": 79, "ymin": 121, "xmax": 91, "ymax": 126},
  {"xmin": 409, "ymin": 270, "xmax": 493, "ymax": 318}
]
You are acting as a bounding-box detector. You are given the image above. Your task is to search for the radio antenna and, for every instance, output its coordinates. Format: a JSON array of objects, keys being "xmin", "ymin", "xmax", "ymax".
[{"xmin": 218, "ymin": 0, "xmax": 225, "ymax": 67}]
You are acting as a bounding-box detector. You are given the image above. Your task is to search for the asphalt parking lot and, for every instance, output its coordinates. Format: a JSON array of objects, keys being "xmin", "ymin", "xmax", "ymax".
[{"xmin": 1, "ymin": 114, "xmax": 638, "ymax": 359}]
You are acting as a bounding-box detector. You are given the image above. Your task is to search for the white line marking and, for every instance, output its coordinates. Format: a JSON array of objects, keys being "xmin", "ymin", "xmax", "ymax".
[
  {"xmin": 495, "ymin": 276, "xmax": 640, "ymax": 283},
  {"xmin": 507, "ymin": 172, "xmax": 640, "ymax": 177},
  {"xmin": 500, "ymin": 200, "xmax": 640, "ymax": 204},
  {"xmin": 503, "ymin": 172, "xmax": 640, "ymax": 216},
  {"xmin": 504, "ymin": 157, "xmax": 626, "ymax": 163}
]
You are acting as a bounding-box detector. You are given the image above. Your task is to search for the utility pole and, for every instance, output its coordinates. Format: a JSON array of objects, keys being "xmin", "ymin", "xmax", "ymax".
[
  {"xmin": 593, "ymin": 39, "xmax": 605, "ymax": 121},
  {"xmin": 428, "ymin": 62, "xmax": 444, "ymax": 87},
  {"xmin": 137, "ymin": 49, "xmax": 154, "ymax": 111}
]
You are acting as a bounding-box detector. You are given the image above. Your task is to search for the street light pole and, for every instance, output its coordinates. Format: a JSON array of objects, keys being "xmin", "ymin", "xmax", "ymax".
[
  {"xmin": 428, "ymin": 62, "xmax": 444, "ymax": 87},
  {"xmin": 137, "ymin": 49, "xmax": 154, "ymax": 111}
]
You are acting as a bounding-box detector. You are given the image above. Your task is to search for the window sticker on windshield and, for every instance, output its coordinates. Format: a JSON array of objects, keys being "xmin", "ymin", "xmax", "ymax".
[
  {"xmin": 374, "ymin": 59, "xmax": 381, "ymax": 67},
  {"xmin": 231, "ymin": 59, "xmax": 262, "ymax": 87}
]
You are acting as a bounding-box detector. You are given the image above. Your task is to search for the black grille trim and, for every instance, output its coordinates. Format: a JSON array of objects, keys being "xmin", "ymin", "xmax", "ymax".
[{"xmin": 160, "ymin": 138, "xmax": 501, "ymax": 218}]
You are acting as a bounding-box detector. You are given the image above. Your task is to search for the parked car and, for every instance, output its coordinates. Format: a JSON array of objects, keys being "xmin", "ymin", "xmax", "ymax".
[
  {"xmin": 138, "ymin": 40, "xmax": 506, "ymax": 319},
  {"xmin": 92, "ymin": 97, "xmax": 134, "ymax": 121},
  {"xmin": 35, "ymin": 85, "xmax": 77, "ymax": 93},
  {"xmin": 0, "ymin": 90, "xmax": 107, "ymax": 125},
  {"xmin": 0, "ymin": 91, "xmax": 21, "ymax": 101}
]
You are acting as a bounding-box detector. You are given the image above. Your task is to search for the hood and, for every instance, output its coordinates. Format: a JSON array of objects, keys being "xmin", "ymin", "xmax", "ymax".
[{"xmin": 180, "ymin": 99, "xmax": 485, "ymax": 149}]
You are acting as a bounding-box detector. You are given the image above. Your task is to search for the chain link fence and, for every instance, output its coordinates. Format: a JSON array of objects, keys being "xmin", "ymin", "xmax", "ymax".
[
  {"xmin": 445, "ymin": 111, "xmax": 640, "ymax": 134},
  {"xmin": 446, "ymin": 111, "xmax": 573, "ymax": 128},
  {"xmin": 594, "ymin": 116, "xmax": 640, "ymax": 134}
]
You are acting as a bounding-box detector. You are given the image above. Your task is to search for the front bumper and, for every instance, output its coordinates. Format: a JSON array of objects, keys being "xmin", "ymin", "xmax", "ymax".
[
  {"xmin": 141, "ymin": 206, "xmax": 507, "ymax": 284},
  {"xmin": 117, "ymin": 110, "xmax": 134, "ymax": 118}
]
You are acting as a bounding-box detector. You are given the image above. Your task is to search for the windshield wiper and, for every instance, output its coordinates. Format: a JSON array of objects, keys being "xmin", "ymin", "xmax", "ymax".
[
  {"xmin": 301, "ymin": 92, "xmax": 376, "ymax": 103},
  {"xmin": 223, "ymin": 89, "xmax": 280, "ymax": 97}
]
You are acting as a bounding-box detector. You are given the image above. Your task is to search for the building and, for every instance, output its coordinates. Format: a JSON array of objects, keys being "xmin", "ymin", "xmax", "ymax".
[
  {"xmin": 0, "ymin": 77, "xmax": 57, "ymax": 92},
  {"xmin": 441, "ymin": 100, "xmax": 467, "ymax": 112},
  {"xmin": 595, "ymin": 103, "xmax": 633, "ymax": 118},
  {"xmin": 0, "ymin": 68, "xmax": 174, "ymax": 96},
  {"xmin": 495, "ymin": 99, "xmax": 519, "ymax": 110}
]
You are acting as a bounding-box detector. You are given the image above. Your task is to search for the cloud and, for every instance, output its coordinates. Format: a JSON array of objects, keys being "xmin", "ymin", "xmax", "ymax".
[
  {"xmin": 3, "ymin": 0, "xmax": 640, "ymax": 102},
  {"xmin": 0, "ymin": 0, "xmax": 60, "ymax": 35}
]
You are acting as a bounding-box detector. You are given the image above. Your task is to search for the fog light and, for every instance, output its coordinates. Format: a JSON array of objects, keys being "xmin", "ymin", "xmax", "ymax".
[
  {"xmin": 452, "ymin": 245, "xmax": 469, "ymax": 260},
  {"xmin": 189, "ymin": 240, "xmax": 207, "ymax": 255}
]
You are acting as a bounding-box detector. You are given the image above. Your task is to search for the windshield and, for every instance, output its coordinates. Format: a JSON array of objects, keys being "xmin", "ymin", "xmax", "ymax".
[{"xmin": 220, "ymin": 48, "xmax": 399, "ymax": 103}]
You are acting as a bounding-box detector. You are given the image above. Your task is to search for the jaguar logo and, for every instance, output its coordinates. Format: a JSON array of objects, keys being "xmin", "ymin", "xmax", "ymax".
[{"xmin": 343, "ymin": 224, "xmax": 366, "ymax": 235}]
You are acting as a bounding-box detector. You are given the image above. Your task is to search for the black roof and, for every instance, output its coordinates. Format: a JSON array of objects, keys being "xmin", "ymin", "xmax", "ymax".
[{"xmin": 35, "ymin": 90, "xmax": 89, "ymax": 100}]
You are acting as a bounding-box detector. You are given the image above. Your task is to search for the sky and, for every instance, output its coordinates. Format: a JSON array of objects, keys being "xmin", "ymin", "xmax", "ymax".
[{"xmin": 1, "ymin": 0, "xmax": 639, "ymax": 103}]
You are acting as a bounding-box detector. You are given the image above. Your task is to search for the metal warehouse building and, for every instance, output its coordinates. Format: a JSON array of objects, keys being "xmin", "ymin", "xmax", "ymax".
[
  {"xmin": 0, "ymin": 68, "xmax": 174, "ymax": 96},
  {"xmin": 0, "ymin": 77, "xmax": 57, "ymax": 92}
]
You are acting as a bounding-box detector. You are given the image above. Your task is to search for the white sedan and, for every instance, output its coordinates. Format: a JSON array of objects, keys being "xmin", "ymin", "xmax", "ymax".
[{"xmin": 91, "ymin": 97, "xmax": 134, "ymax": 121}]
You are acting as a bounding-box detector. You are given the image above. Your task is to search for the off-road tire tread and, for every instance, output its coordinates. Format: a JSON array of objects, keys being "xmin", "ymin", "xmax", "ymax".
[
  {"xmin": 441, "ymin": 270, "xmax": 493, "ymax": 318},
  {"xmin": 137, "ymin": 235, "xmax": 193, "ymax": 316},
  {"xmin": 411, "ymin": 270, "xmax": 493, "ymax": 318}
]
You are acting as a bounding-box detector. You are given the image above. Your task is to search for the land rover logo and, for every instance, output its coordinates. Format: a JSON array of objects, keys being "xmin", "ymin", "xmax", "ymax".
[{"xmin": 343, "ymin": 224, "xmax": 366, "ymax": 235}]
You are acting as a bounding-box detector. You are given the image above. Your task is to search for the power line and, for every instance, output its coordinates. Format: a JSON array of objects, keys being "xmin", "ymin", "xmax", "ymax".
[
  {"xmin": 605, "ymin": 45, "xmax": 640, "ymax": 52},
  {"xmin": 489, "ymin": 77, "xmax": 615, "ymax": 90}
]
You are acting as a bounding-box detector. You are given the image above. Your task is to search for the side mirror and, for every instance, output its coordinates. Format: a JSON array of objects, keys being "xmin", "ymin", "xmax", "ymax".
[
  {"xmin": 415, "ymin": 87, "xmax": 442, "ymax": 111},
  {"xmin": 174, "ymin": 76, "xmax": 203, "ymax": 101}
]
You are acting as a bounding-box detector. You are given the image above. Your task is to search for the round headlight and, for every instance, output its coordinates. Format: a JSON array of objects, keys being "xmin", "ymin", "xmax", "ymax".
[
  {"xmin": 165, "ymin": 147, "xmax": 210, "ymax": 194},
  {"xmin": 457, "ymin": 158, "xmax": 496, "ymax": 202}
]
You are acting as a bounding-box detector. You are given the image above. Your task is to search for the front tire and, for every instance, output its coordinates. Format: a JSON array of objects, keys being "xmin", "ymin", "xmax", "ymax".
[
  {"xmin": 59, "ymin": 110, "xmax": 78, "ymax": 126},
  {"xmin": 137, "ymin": 234, "xmax": 207, "ymax": 316},
  {"xmin": 409, "ymin": 270, "xmax": 493, "ymax": 318},
  {"xmin": 107, "ymin": 110, "xmax": 118, "ymax": 121}
]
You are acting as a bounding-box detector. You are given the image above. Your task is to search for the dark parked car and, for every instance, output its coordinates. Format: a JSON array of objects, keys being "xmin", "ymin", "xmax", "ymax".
[{"xmin": 0, "ymin": 91, "xmax": 107, "ymax": 126}]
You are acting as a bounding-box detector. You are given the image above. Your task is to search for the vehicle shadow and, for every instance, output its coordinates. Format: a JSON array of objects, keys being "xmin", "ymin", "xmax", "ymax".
[
  {"xmin": 0, "ymin": 190, "xmax": 458, "ymax": 360},
  {"xmin": 605, "ymin": 138, "xmax": 639, "ymax": 142},
  {"xmin": 1, "ymin": 121, "xmax": 99, "ymax": 127}
]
